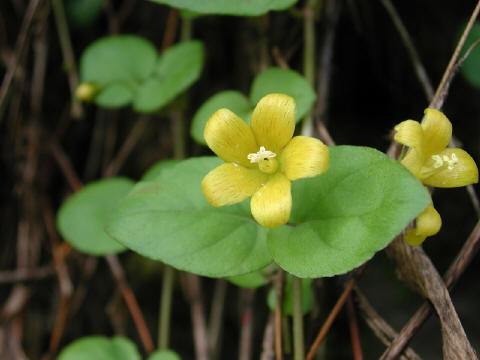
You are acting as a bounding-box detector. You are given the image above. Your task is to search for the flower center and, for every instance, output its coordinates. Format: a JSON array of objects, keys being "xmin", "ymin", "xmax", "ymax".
[
  {"xmin": 431, "ymin": 153, "xmax": 458, "ymax": 171},
  {"xmin": 247, "ymin": 146, "xmax": 279, "ymax": 174}
]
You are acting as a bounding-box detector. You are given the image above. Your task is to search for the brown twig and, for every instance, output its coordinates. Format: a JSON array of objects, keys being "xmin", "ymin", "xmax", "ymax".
[
  {"xmin": 354, "ymin": 287, "xmax": 421, "ymax": 360},
  {"xmin": 271, "ymin": 47, "xmax": 289, "ymax": 69},
  {"xmin": 51, "ymin": 0, "xmax": 82, "ymax": 118},
  {"xmin": 50, "ymin": 140, "xmax": 83, "ymax": 191},
  {"xmin": 161, "ymin": 9, "xmax": 179, "ymax": 51},
  {"xmin": 0, "ymin": 266, "xmax": 53, "ymax": 283},
  {"xmin": 50, "ymin": 141, "xmax": 155, "ymax": 353},
  {"xmin": 103, "ymin": 118, "xmax": 148, "ymax": 177},
  {"xmin": 239, "ymin": 289, "xmax": 255, "ymax": 360},
  {"xmin": 42, "ymin": 201, "xmax": 73, "ymax": 358},
  {"xmin": 347, "ymin": 295, "xmax": 363, "ymax": 360},
  {"xmin": 0, "ymin": 0, "xmax": 42, "ymax": 118},
  {"xmin": 181, "ymin": 273, "xmax": 209, "ymax": 360},
  {"xmin": 208, "ymin": 280, "xmax": 227, "ymax": 359},
  {"xmin": 380, "ymin": 0, "xmax": 434, "ymax": 101},
  {"xmin": 384, "ymin": 237, "xmax": 476, "ymax": 359},
  {"xmin": 382, "ymin": 220, "xmax": 480, "ymax": 358},
  {"xmin": 429, "ymin": 0, "xmax": 480, "ymax": 109},
  {"xmin": 105, "ymin": 255, "xmax": 154, "ymax": 353},
  {"xmin": 260, "ymin": 314, "xmax": 275, "ymax": 360},
  {"xmin": 306, "ymin": 278, "xmax": 356, "ymax": 360}
]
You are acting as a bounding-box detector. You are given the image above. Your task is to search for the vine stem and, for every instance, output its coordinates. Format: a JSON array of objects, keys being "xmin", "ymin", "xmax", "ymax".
[
  {"xmin": 158, "ymin": 266, "xmax": 174, "ymax": 349},
  {"xmin": 429, "ymin": 0, "xmax": 480, "ymax": 110},
  {"xmin": 51, "ymin": 0, "xmax": 83, "ymax": 118},
  {"xmin": 292, "ymin": 276, "xmax": 304, "ymax": 360},
  {"xmin": 301, "ymin": 0, "xmax": 318, "ymax": 136}
]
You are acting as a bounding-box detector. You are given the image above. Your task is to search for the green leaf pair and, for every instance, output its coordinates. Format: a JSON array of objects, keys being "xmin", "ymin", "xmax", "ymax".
[
  {"xmin": 58, "ymin": 336, "xmax": 180, "ymax": 360},
  {"xmin": 106, "ymin": 146, "xmax": 430, "ymax": 278},
  {"xmin": 79, "ymin": 36, "xmax": 204, "ymax": 113},
  {"xmin": 150, "ymin": 0, "xmax": 299, "ymax": 16},
  {"xmin": 190, "ymin": 68, "xmax": 316, "ymax": 145}
]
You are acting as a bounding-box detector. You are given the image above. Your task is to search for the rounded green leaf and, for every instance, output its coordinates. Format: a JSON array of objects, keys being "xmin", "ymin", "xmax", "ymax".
[
  {"xmin": 250, "ymin": 67, "xmax": 316, "ymax": 122},
  {"xmin": 142, "ymin": 159, "xmax": 180, "ymax": 181},
  {"xmin": 460, "ymin": 22, "xmax": 480, "ymax": 88},
  {"xmin": 268, "ymin": 146, "xmax": 430, "ymax": 278},
  {"xmin": 133, "ymin": 41, "xmax": 204, "ymax": 113},
  {"xmin": 95, "ymin": 83, "xmax": 134, "ymax": 108},
  {"xmin": 58, "ymin": 336, "xmax": 140, "ymax": 360},
  {"xmin": 191, "ymin": 91, "xmax": 252, "ymax": 145},
  {"xmin": 106, "ymin": 157, "xmax": 273, "ymax": 277},
  {"xmin": 267, "ymin": 275, "xmax": 313, "ymax": 315},
  {"xmin": 149, "ymin": 0, "xmax": 298, "ymax": 16},
  {"xmin": 228, "ymin": 270, "xmax": 268, "ymax": 288},
  {"xmin": 80, "ymin": 35, "xmax": 157, "ymax": 86},
  {"xmin": 148, "ymin": 350, "xmax": 181, "ymax": 360},
  {"xmin": 57, "ymin": 177, "xmax": 135, "ymax": 256}
]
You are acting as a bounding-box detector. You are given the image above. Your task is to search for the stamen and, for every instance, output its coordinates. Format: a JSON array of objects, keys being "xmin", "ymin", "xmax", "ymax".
[
  {"xmin": 432, "ymin": 155, "xmax": 443, "ymax": 168},
  {"xmin": 431, "ymin": 153, "xmax": 458, "ymax": 171},
  {"xmin": 247, "ymin": 146, "xmax": 277, "ymax": 163}
]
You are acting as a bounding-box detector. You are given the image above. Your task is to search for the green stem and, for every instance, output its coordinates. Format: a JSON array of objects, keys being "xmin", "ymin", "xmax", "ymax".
[
  {"xmin": 292, "ymin": 276, "xmax": 305, "ymax": 360},
  {"xmin": 301, "ymin": 0, "xmax": 318, "ymax": 136},
  {"xmin": 158, "ymin": 266, "xmax": 175, "ymax": 349},
  {"xmin": 181, "ymin": 16, "xmax": 193, "ymax": 42}
]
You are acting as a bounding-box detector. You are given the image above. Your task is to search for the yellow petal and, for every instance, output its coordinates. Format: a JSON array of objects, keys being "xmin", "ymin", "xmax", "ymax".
[
  {"xmin": 421, "ymin": 108, "xmax": 452, "ymax": 156},
  {"xmin": 405, "ymin": 204, "xmax": 441, "ymax": 246},
  {"xmin": 250, "ymin": 94, "xmax": 295, "ymax": 154},
  {"xmin": 251, "ymin": 173, "xmax": 291, "ymax": 228},
  {"xmin": 202, "ymin": 163, "xmax": 268, "ymax": 207},
  {"xmin": 422, "ymin": 148, "xmax": 479, "ymax": 188},
  {"xmin": 394, "ymin": 120, "xmax": 423, "ymax": 150},
  {"xmin": 204, "ymin": 109, "xmax": 258, "ymax": 168},
  {"xmin": 280, "ymin": 136, "xmax": 329, "ymax": 180},
  {"xmin": 394, "ymin": 120, "xmax": 424, "ymax": 177}
]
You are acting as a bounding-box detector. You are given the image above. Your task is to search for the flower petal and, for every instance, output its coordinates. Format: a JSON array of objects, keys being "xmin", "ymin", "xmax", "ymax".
[
  {"xmin": 251, "ymin": 173, "xmax": 291, "ymax": 228},
  {"xmin": 280, "ymin": 136, "xmax": 329, "ymax": 180},
  {"xmin": 250, "ymin": 93, "xmax": 295, "ymax": 153},
  {"xmin": 394, "ymin": 120, "xmax": 424, "ymax": 177},
  {"xmin": 204, "ymin": 109, "xmax": 258, "ymax": 167},
  {"xmin": 405, "ymin": 204, "xmax": 441, "ymax": 246},
  {"xmin": 421, "ymin": 108, "xmax": 452, "ymax": 156},
  {"xmin": 400, "ymin": 150, "xmax": 424, "ymax": 178},
  {"xmin": 202, "ymin": 163, "xmax": 268, "ymax": 207},
  {"xmin": 394, "ymin": 119, "xmax": 423, "ymax": 149},
  {"xmin": 422, "ymin": 148, "xmax": 479, "ymax": 188}
]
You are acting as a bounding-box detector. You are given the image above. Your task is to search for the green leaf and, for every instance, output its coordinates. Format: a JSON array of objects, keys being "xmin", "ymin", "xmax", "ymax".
[
  {"xmin": 267, "ymin": 275, "xmax": 313, "ymax": 315},
  {"xmin": 106, "ymin": 157, "xmax": 273, "ymax": 277},
  {"xmin": 460, "ymin": 22, "xmax": 480, "ymax": 88},
  {"xmin": 80, "ymin": 36, "xmax": 157, "ymax": 109},
  {"xmin": 95, "ymin": 83, "xmax": 135, "ymax": 108},
  {"xmin": 228, "ymin": 270, "xmax": 268, "ymax": 288},
  {"xmin": 80, "ymin": 35, "xmax": 157, "ymax": 87},
  {"xmin": 57, "ymin": 177, "xmax": 135, "ymax": 256},
  {"xmin": 148, "ymin": 350, "xmax": 181, "ymax": 360},
  {"xmin": 58, "ymin": 336, "xmax": 140, "ymax": 360},
  {"xmin": 191, "ymin": 91, "xmax": 251, "ymax": 145},
  {"xmin": 133, "ymin": 41, "xmax": 204, "ymax": 113},
  {"xmin": 250, "ymin": 67, "xmax": 316, "ymax": 122},
  {"xmin": 142, "ymin": 159, "xmax": 180, "ymax": 181},
  {"xmin": 268, "ymin": 146, "xmax": 430, "ymax": 278},
  {"xmin": 149, "ymin": 0, "xmax": 298, "ymax": 16}
]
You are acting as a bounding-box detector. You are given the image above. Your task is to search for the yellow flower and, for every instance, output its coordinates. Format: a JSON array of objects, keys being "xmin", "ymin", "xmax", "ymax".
[
  {"xmin": 201, "ymin": 93, "xmax": 329, "ymax": 228},
  {"xmin": 394, "ymin": 108, "xmax": 478, "ymax": 245}
]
